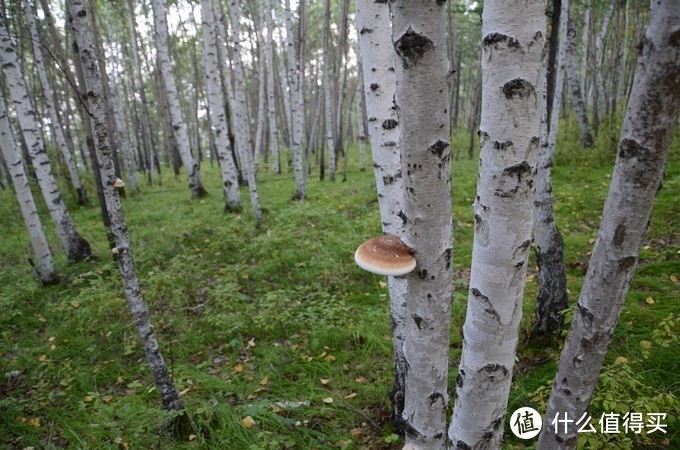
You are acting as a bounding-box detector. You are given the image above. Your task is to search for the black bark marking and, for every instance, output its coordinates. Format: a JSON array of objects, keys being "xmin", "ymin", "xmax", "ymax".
[
  {"xmin": 382, "ymin": 170, "xmax": 401, "ymax": 186},
  {"xmin": 384, "ymin": 140, "xmax": 397, "ymax": 147},
  {"xmin": 428, "ymin": 392, "xmax": 445, "ymax": 406},
  {"xmin": 471, "ymin": 288, "xmax": 500, "ymax": 322},
  {"xmin": 394, "ymin": 27, "xmax": 434, "ymax": 67},
  {"xmin": 402, "ymin": 421, "xmax": 425, "ymax": 439},
  {"xmin": 618, "ymin": 138, "xmax": 643, "ymax": 159},
  {"xmin": 456, "ymin": 442, "xmax": 472, "ymax": 450},
  {"xmin": 382, "ymin": 119, "xmax": 398, "ymax": 129},
  {"xmin": 482, "ymin": 363, "xmax": 509, "ymax": 378},
  {"xmin": 429, "ymin": 140, "xmax": 450, "ymax": 158},
  {"xmin": 502, "ymin": 78, "xmax": 535, "ymax": 99},
  {"xmin": 613, "ymin": 224, "xmax": 625, "ymax": 247},
  {"xmin": 493, "ymin": 140, "xmax": 513, "ymax": 150},
  {"xmin": 359, "ymin": 27, "xmax": 373, "ymax": 35},
  {"xmin": 456, "ymin": 372, "xmax": 463, "ymax": 387},
  {"xmin": 368, "ymin": 116, "xmax": 377, "ymax": 122},
  {"xmin": 513, "ymin": 239, "xmax": 531, "ymax": 257},
  {"xmin": 443, "ymin": 248, "xmax": 452, "ymax": 269},
  {"xmin": 482, "ymin": 32, "xmax": 520, "ymax": 49},
  {"xmin": 492, "ymin": 416, "xmax": 503, "ymax": 430},
  {"xmin": 618, "ymin": 256, "xmax": 636, "ymax": 270},
  {"xmin": 418, "ymin": 269, "xmax": 428, "ymax": 280},
  {"xmin": 576, "ymin": 303, "xmax": 594, "ymax": 328},
  {"xmin": 503, "ymin": 161, "xmax": 532, "ymax": 182},
  {"xmin": 397, "ymin": 209, "xmax": 408, "ymax": 225},
  {"xmin": 412, "ymin": 314, "xmax": 423, "ymax": 331},
  {"xmin": 76, "ymin": 8, "xmax": 87, "ymax": 17},
  {"xmin": 369, "ymin": 83, "xmax": 380, "ymax": 91}
]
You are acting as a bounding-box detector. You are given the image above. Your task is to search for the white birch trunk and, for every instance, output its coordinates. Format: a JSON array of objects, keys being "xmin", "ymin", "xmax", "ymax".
[
  {"xmin": 229, "ymin": 0, "xmax": 264, "ymax": 228},
  {"xmin": 391, "ymin": 2, "xmax": 453, "ymax": 448},
  {"xmin": 0, "ymin": 89, "xmax": 57, "ymax": 284},
  {"xmin": 264, "ymin": 0, "xmax": 281, "ymax": 174},
  {"xmin": 532, "ymin": 0, "xmax": 570, "ymax": 337},
  {"xmin": 68, "ymin": 0, "xmax": 185, "ymax": 414},
  {"xmin": 200, "ymin": 0, "xmax": 241, "ymax": 212},
  {"xmin": 449, "ymin": 0, "xmax": 546, "ymax": 447},
  {"xmin": 254, "ymin": 26, "xmax": 266, "ymax": 174},
  {"xmin": 0, "ymin": 16, "xmax": 92, "ymax": 263},
  {"xmin": 580, "ymin": 1, "xmax": 590, "ymax": 99},
  {"xmin": 355, "ymin": 0, "xmax": 408, "ymax": 426},
  {"xmin": 355, "ymin": 61, "xmax": 366, "ymax": 172},
  {"xmin": 565, "ymin": 17, "xmax": 594, "ymax": 148},
  {"xmin": 593, "ymin": 0, "xmax": 615, "ymax": 125},
  {"xmin": 151, "ymin": 0, "xmax": 207, "ymax": 199},
  {"xmin": 321, "ymin": 0, "xmax": 336, "ymax": 182},
  {"xmin": 284, "ymin": 0, "xmax": 306, "ymax": 198},
  {"xmin": 26, "ymin": 1, "xmax": 88, "ymax": 205},
  {"xmin": 537, "ymin": 1, "xmax": 680, "ymax": 447}
]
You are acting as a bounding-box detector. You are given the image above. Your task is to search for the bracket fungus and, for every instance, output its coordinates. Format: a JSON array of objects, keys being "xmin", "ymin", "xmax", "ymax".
[{"xmin": 354, "ymin": 234, "xmax": 416, "ymax": 276}]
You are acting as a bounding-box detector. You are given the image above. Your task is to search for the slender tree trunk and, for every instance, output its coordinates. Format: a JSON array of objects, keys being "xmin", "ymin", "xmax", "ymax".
[
  {"xmin": 538, "ymin": 1, "xmax": 680, "ymax": 447},
  {"xmin": 229, "ymin": 0, "xmax": 264, "ymax": 228},
  {"xmin": 0, "ymin": 15, "xmax": 92, "ymax": 262},
  {"xmin": 0, "ymin": 89, "xmax": 57, "ymax": 284},
  {"xmin": 284, "ymin": 0, "xmax": 306, "ymax": 199},
  {"xmin": 201, "ymin": 0, "xmax": 241, "ymax": 212},
  {"xmin": 592, "ymin": 0, "xmax": 615, "ymax": 134},
  {"xmin": 151, "ymin": 0, "xmax": 206, "ymax": 199},
  {"xmin": 263, "ymin": 0, "xmax": 280, "ymax": 175},
  {"xmin": 26, "ymin": 1, "xmax": 87, "ymax": 205},
  {"xmin": 355, "ymin": 59, "xmax": 366, "ymax": 172},
  {"xmin": 565, "ymin": 17, "xmax": 594, "ymax": 148},
  {"xmin": 391, "ymin": 2, "xmax": 453, "ymax": 448},
  {"xmin": 321, "ymin": 0, "xmax": 335, "ymax": 182},
  {"xmin": 449, "ymin": 0, "xmax": 546, "ymax": 447},
  {"xmin": 68, "ymin": 0, "xmax": 186, "ymax": 415},
  {"xmin": 580, "ymin": 0, "xmax": 590, "ymax": 100},
  {"xmin": 532, "ymin": 0, "xmax": 570, "ymax": 338},
  {"xmin": 355, "ymin": 0, "xmax": 408, "ymax": 428}
]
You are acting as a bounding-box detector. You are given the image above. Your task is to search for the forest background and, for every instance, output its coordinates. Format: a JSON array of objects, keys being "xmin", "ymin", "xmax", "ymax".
[{"xmin": 0, "ymin": 0, "xmax": 678, "ymax": 448}]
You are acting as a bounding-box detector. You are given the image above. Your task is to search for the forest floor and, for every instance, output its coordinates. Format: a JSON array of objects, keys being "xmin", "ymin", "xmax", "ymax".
[{"xmin": 1, "ymin": 121, "xmax": 678, "ymax": 449}]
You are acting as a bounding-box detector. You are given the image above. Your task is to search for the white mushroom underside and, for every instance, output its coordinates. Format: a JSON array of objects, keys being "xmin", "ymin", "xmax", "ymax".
[{"xmin": 354, "ymin": 249, "xmax": 416, "ymax": 276}]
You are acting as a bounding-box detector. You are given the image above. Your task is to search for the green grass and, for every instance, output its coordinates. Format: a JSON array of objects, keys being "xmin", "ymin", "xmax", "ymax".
[{"xmin": 1, "ymin": 121, "xmax": 678, "ymax": 449}]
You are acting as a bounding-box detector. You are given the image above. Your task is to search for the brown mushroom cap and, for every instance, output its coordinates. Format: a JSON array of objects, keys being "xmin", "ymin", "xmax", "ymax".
[{"xmin": 354, "ymin": 234, "xmax": 416, "ymax": 276}]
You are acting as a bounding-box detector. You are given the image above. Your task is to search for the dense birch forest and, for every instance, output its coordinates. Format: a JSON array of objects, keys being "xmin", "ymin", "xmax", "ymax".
[{"xmin": 0, "ymin": 0, "xmax": 678, "ymax": 448}]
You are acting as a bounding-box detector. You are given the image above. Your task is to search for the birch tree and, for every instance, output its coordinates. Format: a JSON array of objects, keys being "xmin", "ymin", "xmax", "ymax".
[
  {"xmin": 0, "ymin": 89, "xmax": 57, "ymax": 284},
  {"xmin": 321, "ymin": 0, "xmax": 335, "ymax": 182},
  {"xmin": 200, "ymin": 0, "xmax": 241, "ymax": 212},
  {"xmin": 151, "ymin": 0, "xmax": 207, "ymax": 199},
  {"xmin": 355, "ymin": 0, "xmax": 408, "ymax": 425},
  {"xmin": 26, "ymin": 1, "xmax": 88, "ymax": 205},
  {"xmin": 565, "ymin": 17, "xmax": 593, "ymax": 148},
  {"xmin": 391, "ymin": 1, "xmax": 453, "ymax": 447},
  {"xmin": 67, "ymin": 0, "xmax": 185, "ymax": 415},
  {"xmin": 283, "ymin": 0, "xmax": 306, "ymax": 198},
  {"xmin": 229, "ymin": 0, "xmax": 264, "ymax": 228},
  {"xmin": 532, "ymin": 0, "xmax": 569, "ymax": 337},
  {"xmin": 449, "ymin": 0, "xmax": 546, "ymax": 447},
  {"xmin": 537, "ymin": 0, "xmax": 680, "ymax": 447},
  {"xmin": 263, "ymin": 0, "xmax": 280, "ymax": 174},
  {"xmin": 0, "ymin": 14, "xmax": 92, "ymax": 262}
]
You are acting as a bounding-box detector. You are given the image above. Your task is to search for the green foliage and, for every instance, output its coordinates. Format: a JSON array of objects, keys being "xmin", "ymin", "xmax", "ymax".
[{"xmin": 0, "ymin": 115, "xmax": 677, "ymax": 448}]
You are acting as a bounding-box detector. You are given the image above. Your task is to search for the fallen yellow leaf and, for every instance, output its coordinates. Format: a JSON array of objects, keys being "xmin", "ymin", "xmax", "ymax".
[
  {"xmin": 242, "ymin": 416, "xmax": 256, "ymax": 428},
  {"xmin": 37, "ymin": 354, "xmax": 47, "ymax": 362},
  {"xmin": 259, "ymin": 376, "xmax": 269, "ymax": 386},
  {"xmin": 355, "ymin": 376, "xmax": 368, "ymax": 384},
  {"xmin": 615, "ymin": 356, "xmax": 629, "ymax": 364},
  {"xmin": 640, "ymin": 340, "xmax": 652, "ymax": 350},
  {"xmin": 28, "ymin": 417, "xmax": 40, "ymax": 427},
  {"xmin": 272, "ymin": 405, "xmax": 282, "ymax": 413},
  {"xmin": 322, "ymin": 397, "xmax": 334, "ymax": 404},
  {"xmin": 189, "ymin": 434, "xmax": 197, "ymax": 441},
  {"xmin": 84, "ymin": 396, "xmax": 93, "ymax": 402},
  {"xmin": 645, "ymin": 297, "xmax": 655, "ymax": 304},
  {"xmin": 320, "ymin": 378, "xmax": 330, "ymax": 385},
  {"xmin": 671, "ymin": 275, "xmax": 678, "ymax": 283},
  {"xmin": 234, "ymin": 363, "xmax": 243, "ymax": 373},
  {"xmin": 588, "ymin": 238, "xmax": 596, "ymax": 245},
  {"xmin": 70, "ymin": 301, "xmax": 80, "ymax": 309},
  {"xmin": 344, "ymin": 392, "xmax": 358, "ymax": 399}
]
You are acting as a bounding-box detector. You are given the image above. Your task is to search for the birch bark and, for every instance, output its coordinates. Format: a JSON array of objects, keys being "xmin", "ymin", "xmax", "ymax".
[
  {"xmin": 355, "ymin": 0, "xmax": 408, "ymax": 426},
  {"xmin": 67, "ymin": 0, "xmax": 184, "ymax": 413},
  {"xmin": 321, "ymin": 0, "xmax": 335, "ymax": 182},
  {"xmin": 537, "ymin": 1, "xmax": 680, "ymax": 447},
  {"xmin": 391, "ymin": 2, "xmax": 453, "ymax": 448},
  {"xmin": 284, "ymin": 0, "xmax": 306, "ymax": 198},
  {"xmin": 151, "ymin": 0, "xmax": 207, "ymax": 199},
  {"xmin": 26, "ymin": 0, "xmax": 88, "ymax": 205},
  {"xmin": 229, "ymin": 0, "xmax": 264, "ymax": 228},
  {"xmin": 0, "ymin": 15, "xmax": 92, "ymax": 262},
  {"xmin": 565, "ymin": 17, "xmax": 593, "ymax": 148},
  {"xmin": 449, "ymin": 0, "xmax": 546, "ymax": 447},
  {"xmin": 532, "ymin": 0, "xmax": 570, "ymax": 337},
  {"xmin": 0, "ymin": 89, "xmax": 57, "ymax": 284},
  {"xmin": 200, "ymin": 0, "xmax": 241, "ymax": 212},
  {"xmin": 263, "ymin": 0, "xmax": 280, "ymax": 174}
]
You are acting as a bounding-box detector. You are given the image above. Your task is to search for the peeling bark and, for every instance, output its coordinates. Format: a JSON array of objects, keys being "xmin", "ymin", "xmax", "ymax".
[
  {"xmin": 449, "ymin": 0, "xmax": 546, "ymax": 447},
  {"xmin": 538, "ymin": 1, "xmax": 680, "ymax": 447}
]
